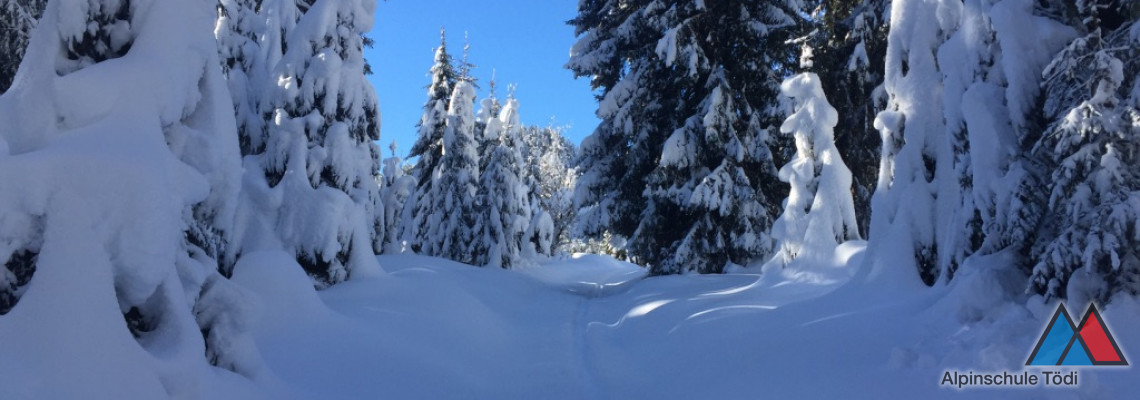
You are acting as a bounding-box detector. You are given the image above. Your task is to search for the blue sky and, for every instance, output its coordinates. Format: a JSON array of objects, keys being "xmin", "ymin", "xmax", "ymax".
[{"xmin": 364, "ymin": 0, "xmax": 600, "ymax": 159}]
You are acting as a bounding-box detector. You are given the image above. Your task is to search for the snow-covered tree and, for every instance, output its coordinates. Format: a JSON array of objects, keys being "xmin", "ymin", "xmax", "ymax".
[
  {"xmin": 1029, "ymin": 19, "xmax": 1140, "ymax": 304},
  {"xmin": 409, "ymin": 29, "xmax": 456, "ymax": 184},
  {"xmin": 262, "ymin": 0, "xmax": 382, "ymax": 286},
  {"xmin": 567, "ymin": 0, "xmax": 670, "ymax": 259},
  {"xmin": 379, "ymin": 141, "xmax": 415, "ymax": 254},
  {"xmin": 0, "ymin": 0, "xmax": 46, "ymax": 93},
  {"xmin": 475, "ymin": 78, "xmax": 502, "ymax": 171},
  {"xmin": 0, "ymin": 0, "xmax": 262, "ymax": 386},
  {"xmin": 519, "ymin": 125, "xmax": 577, "ymax": 253},
  {"xmin": 569, "ymin": 0, "xmax": 803, "ymax": 272},
  {"xmin": 769, "ymin": 72, "xmax": 859, "ymax": 267},
  {"xmin": 806, "ymin": 0, "xmax": 891, "ymax": 238},
  {"xmin": 475, "ymin": 97, "xmax": 533, "ymax": 268},
  {"xmin": 864, "ymin": 0, "xmax": 1081, "ymax": 288},
  {"xmin": 406, "ymin": 29, "xmax": 457, "ymax": 251},
  {"xmin": 417, "ymin": 81, "xmax": 480, "ymax": 264},
  {"xmin": 56, "ymin": 0, "xmax": 133, "ymax": 76},
  {"xmin": 638, "ymin": 1, "xmax": 802, "ymax": 274},
  {"xmin": 866, "ymin": 0, "xmax": 957, "ymax": 285},
  {"xmin": 216, "ymin": 0, "xmax": 269, "ymax": 157},
  {"xmin": 648, "ymin": 71, "xmax": 781, "ymax": 274}
]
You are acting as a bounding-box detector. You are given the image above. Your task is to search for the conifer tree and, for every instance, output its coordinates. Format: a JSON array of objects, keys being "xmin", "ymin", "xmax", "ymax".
[
  {"xmin": 380, "ymin": 142, "xmax": 414, "ymax": 254},
  {"xmin": 805, "ymin": 0, "xmax": 890, "ymax": 238},
  {"xmin": 263, "ymin": 0, "xmax": 382, "ymax": 286},
  {"xmin": 406, "ymin": 30, "xmax": 457, "ymax": 251},
  {"xmin": 567, "ymin": 0, "xmax": 666, "ymax": 260},
  {"xmin": 56, "ymin": 0, "xmax": 133, "ymax": 76},
  {"xmin": 1029, "ymin": 14, "xmax": 1140, "ymax": 303},
  {"xmin": 2, "ymin": 0, "xmax": 261, "ymax": 378},
  {"xmin": 476, "ymin": 97, "xmax": 532, "ymax": 268},
  {"xmin": 519, "ymin": 125, "xmax": 578, "ymax": 253},
  {"xmin": 0, "ymin": 0, "xmax": 47, "ymax": 93},
  {"xmin": 216, "ymin": 0, "xmax": 268, "ymax": 156},
  {"xmin": 769, "ymin": 72, "xmax": 859, "ymax": 267},
  {"xmin": 418, "ymin": 81, "xmax": 480, "ymax": 264},
  {"xmin": 866, "ymin": 0, "xmax": 957, "ymax": 285},
  {"xmin": 569, "ymin": 0, "xmax": 804, "ymax": 271},
  {"xmin": 569, "ymin": 0, "xmax": 803, "ymax": 273}
]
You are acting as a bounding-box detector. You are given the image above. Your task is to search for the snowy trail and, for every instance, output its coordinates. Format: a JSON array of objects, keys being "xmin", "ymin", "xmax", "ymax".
[
  {"xmin": 237, "ymin": 252, "xmax": 855, "ymax": 399},
  {"xmin": 234, "ymin": 248, "xmax": 1140, "ymax": 399},
  {"xmin": 517, "ymin": 255, "xmax": 649, "ymax": 400}
]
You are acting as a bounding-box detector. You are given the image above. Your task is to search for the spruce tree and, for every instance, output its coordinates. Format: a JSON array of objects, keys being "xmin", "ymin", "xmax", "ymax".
[
  {"xmin": 56, "ymin": 0, "xmax": 133, "ymax": 76},
  {"xmin": 0, "ymin": 0, "xmax": 47, "ymax": 93},
  {"xmin": 216, "ymin": 0, "xmax": 268, "ymax": 157},
  {"xmin": 476, "ymin": 97, "xmax": 533, "ymax": 268},
  {"xmin": 1, "ymin": 0, "xmax": 260, "ymax": 378},
  {"xmin": 406, "ymin": 30, "xmax": 457, "ymax": 252},
  {"xmin": 866, "ymin": 0, "xmax": 1088, "ymax": 289},
  {"xmin": 475, "ymin": 78, "xmax": 502, "ymax": 172},
  {"xmin": 866, "ymin": 0, "xmax": 956, "ymax": 285},
  {"xmin": 1029, "ymin": 15, "xmax": 1140, "ymax": 303},
  {"xmin": 420, "ymin": 81, "xmax": 480, "ymax": 264},
  {"xmin": 769, "ymin": 72, "xmax": 859, "ymax": 267},
  {"xmin": 573, "ymin": 0, "xmax": 803, "ymax": 274},
  {"xmin": 519, "ymin": 125, "xmax": 578, "ymax": 253},
  {"xmin": 379, "ymin": 142, "xmax": 415, "ymax": 254},
  {"xmin": 263, "ymin": 0, "xmax": 382, "ymax": 286},
  {"xmin": 806, "ymin": 0, "xmax": 890, "ymax": 238},
  {"xmin": 567, "ymin": 0, "xmax": 667, "ymax": 260}
]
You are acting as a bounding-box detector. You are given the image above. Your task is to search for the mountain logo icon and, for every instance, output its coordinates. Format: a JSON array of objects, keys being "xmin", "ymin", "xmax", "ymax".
[{"xmin": 1026, "ymin": 303, "xmax": 1128, "ymax": 366}]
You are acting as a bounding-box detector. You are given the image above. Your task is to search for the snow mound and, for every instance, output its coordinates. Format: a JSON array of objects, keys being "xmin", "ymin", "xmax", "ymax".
[{"xmin": 231, "ymin": 251, "xmax": 328, "ymax": 325}]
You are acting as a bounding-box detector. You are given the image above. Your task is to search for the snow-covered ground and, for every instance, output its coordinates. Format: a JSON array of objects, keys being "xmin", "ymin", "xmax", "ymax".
[{"xmin": 220, "ymin": 243, "xmax": 1138, "ymax": 399}]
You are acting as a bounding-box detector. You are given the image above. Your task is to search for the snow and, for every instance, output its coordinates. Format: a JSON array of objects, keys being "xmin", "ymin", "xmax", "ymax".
[
  {"xmin": 219, "ymin": 246, "xmax": 1138, "ymax": 399},
  {"xmin": 5, "ymin": 224, "xmax": 1140, "ymax": 399}
]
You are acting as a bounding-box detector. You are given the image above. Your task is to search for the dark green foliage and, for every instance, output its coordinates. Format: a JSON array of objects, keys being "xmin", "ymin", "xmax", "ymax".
[
  {"xmin": 0, "ymin": 0, "xmax": 47, "ymax": 92},
  {"xmin": 59, "ymin": 0, "xmax": 134, "ymax": 75}
]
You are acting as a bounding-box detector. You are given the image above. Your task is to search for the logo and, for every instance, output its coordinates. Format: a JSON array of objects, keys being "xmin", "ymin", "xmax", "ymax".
[{"xmin": 1026, "ymin": 303, "xmax": 1128, "ymax": 366}]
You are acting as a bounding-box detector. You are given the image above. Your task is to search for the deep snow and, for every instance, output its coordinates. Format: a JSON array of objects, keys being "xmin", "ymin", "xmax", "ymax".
[
  {"xmin": 221, "ymin": 243, "xmax": 1139, "ymax": 399},
  {"xmin": 4, "ymin": 238, "xmax": 1140, "ymax": 399}
]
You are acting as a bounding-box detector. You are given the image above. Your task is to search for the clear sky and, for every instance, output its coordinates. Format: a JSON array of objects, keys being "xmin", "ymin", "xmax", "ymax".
[{"xmin": 364, "ymin": 0, "xmax": 600, "ymax": 159}]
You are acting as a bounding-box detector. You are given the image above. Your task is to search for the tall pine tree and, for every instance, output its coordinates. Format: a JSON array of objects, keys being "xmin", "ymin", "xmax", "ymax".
[
  {"xmin": 570, "ymin": 0, "xmax": 803, "ymax": 273},
  {"xmin": 419, "ymin": 80, "xmax": 480, "ymax": 264},
  {"xmin": 406, "ymin": 30, "xmax": 457, "ymax": 252},
  {"xmin": 568, "ymin": 0, "xmax": 668, "ymax": 261},
  {"xmin": 476, "ymin": 97, "xmax": 533, "ymax": 268}
]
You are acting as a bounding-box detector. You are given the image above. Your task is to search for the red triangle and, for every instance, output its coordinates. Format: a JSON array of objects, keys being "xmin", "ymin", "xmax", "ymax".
[{"xmin": 1079, "ymin": 308, "xmax": 1125, "ymax": 364}]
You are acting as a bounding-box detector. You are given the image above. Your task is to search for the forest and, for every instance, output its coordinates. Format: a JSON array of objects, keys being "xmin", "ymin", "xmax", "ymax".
[{"xmin": 0, "ymin": 0, "xmax": 1138, "ymax": 398}]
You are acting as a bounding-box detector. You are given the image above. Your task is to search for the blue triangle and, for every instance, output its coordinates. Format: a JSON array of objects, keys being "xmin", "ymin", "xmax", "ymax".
[
  {"xmin": 1029, "ymin": 311, "xmax": 1077, "ymax": 365},
  {"xmin": 1061, "ymin": 337, "xmax": 1094, "ymax": 366}
]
